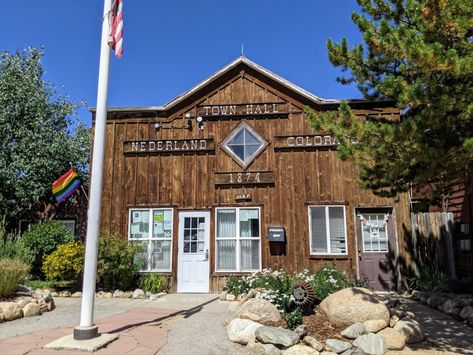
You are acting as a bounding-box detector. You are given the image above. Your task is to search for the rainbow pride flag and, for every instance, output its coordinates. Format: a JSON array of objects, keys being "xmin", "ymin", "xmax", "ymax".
[{"xmin": 52, "ymin": 168, "xmax": 81, "ymax": 203}]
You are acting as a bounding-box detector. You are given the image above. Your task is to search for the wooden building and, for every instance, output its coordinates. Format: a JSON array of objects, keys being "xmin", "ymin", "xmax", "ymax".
[{"xmin": 92, "ymin": 57, "xmax": 412, "ymax": 293}]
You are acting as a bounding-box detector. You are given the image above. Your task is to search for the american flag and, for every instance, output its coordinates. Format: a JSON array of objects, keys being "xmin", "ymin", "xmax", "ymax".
[{"xmin": 108, "ymin": 0, "xmax": 123, "ymax": 58}]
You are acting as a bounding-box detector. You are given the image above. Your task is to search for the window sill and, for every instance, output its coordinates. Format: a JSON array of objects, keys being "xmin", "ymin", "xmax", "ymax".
[
  {"xmin": 212, "ymin": 271, "xmax": 258, "ymax": 276},
  {"xmin": 309, "ymin": 254, "xmax": 349, "ymax": 260}
]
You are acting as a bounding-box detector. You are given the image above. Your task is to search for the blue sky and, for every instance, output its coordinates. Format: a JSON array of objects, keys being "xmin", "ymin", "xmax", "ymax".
[{"xmin": 1, "ymin": 1, "xmax": 363, "ymax": 126}]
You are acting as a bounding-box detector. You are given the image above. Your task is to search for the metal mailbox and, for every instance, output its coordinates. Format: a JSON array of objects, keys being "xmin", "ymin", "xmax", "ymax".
[{"xmin": 268, "ymin": 226, "xmax": 285, "ymax": 242}]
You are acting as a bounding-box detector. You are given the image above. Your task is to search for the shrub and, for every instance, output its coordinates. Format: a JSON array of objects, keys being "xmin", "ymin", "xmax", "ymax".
[
  {"xmin": 97, "ymin": 234, "xmax": 143, "ymax": 290},
  {"xmin": 225, "ymin": 276, "xmax": 250, "ymax": 296},
  {"xmin": 0, "ymin": 231, "xmax": 34, "ymax": 266},
  {"xmin": 0, "ymin": 258, "xmax": 30, "ymax": 297},
  {"xmin": 408, "ymin": 263, "xmax": 448, "ymax": 292},
  {"xmin": 310, "ymin": 267, "xmax": 349, "ymax": 301},
  {"xmin": 25, "ymin": 279, "xmax": 74, "ymax": 290},
  {"xmin": 140, "ymin": 273, "xmax": 168, "ymax": 293},
  {"xmin": 285, "ymin": 307, "xmax": 303, "ymax": 330},
  {"xmin": 42, "ymin": 240, "xmax": 85, "ymax": 282},
  {"xmin": 20, "ymin": 221, "xmax": 74, "ymax": 277}
]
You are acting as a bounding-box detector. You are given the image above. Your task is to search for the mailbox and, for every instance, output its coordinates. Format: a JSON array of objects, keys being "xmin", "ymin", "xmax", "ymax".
[{"xmin": 268, "ymin": 226, "xmax": 285, "ymax": 242}]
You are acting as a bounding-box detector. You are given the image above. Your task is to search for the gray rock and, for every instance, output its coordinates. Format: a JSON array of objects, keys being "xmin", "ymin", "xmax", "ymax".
[
  {"xmin": 363, "ymin": 319, "xmax": 387, "ymax": 333},
  {"xmin": 0, "ymin": 302, "xmax": 23, "ymax": 321},
  {"xmin": 22, "ymin": 303, "xmax": 41, "ymax": 317},
  {"xmin": 71, "ymin": 291, "xmax": 82, "ymax": 298},
  {"xmin": 220, "ymin": 291, "xmax": 228, "ymax": 300},
  {"xmin": 132, "ymin": 289, "xmax": 146, "ymax": 299},
  {"xmin": 303, "ymin": 336, "xmax": 324, "ymax": 351},
  {"xmin": 226, "ymin": 294, "xmax": 236, "ymax": 301},
  {"xmin": 149, "ymin": 293, "xmax": 166, "ymax": 301},
  {"xmin": 282, "ymin": 344, "xmax": 319, "ymax": 354},
  {"xmin": 341, "ymin": 322, "xmax": 366, "ymax": 339},
  {"xmin": 411, "ymin": 290, "xmax": 428, "ymax": 301},
  {"xmin": 393, "ymin": 318, "xmax": 425, "ymax": 344},
  {"xmin": 113, "ymin": 290, "xmax": 124, "ymax": 298},
  {"xmin": 441, "ymin": 299, "xmax": 463, "ymax": 315},
  {"xmin": 46, "ymin": 299, "xmax": 55, "ymax": 312},
  {"xmin": 227, "ymin": 318, "xmax": 263, "ymax": 345},
  {"xmin": 256, "ymin": 326, "xmax": 300, "ymax": 347},
  {"xmin": 353, "ymin": 333, "xmax": 386, "ymax": 355},
  {"xmin": 252, "ymin": 342, "xmax": 281, "ymax": 355},
  {"xmin": 377, "ymin": 327, "xmax": 406, "ymax": 350},
  {"xmin": 59, "ymin": 290, "xmax": 71, "ymax": 297},
  {"xmin": 15, "ymin": 285, "xmax": 31, "ymax": 293},
  {"xmin": 427, "ymin": 294, "xmax": 447, "ymax": 308},
  {"xmin": 319, "ymin": 288, "xmax": 390, "ymax": 327},
  {"xmin": 42, "ymin": 293, "xmax": 52, "ymax": 302},
  {"xmin": 294, "ymin": 324, "xmax": 309, "ymax": 339},
  {"xmin": 237, "ymin": 298, "xmax": 285, "ymax": 327},
  {"xmin": 460, "ymin": 306, "xmax": 473, "ymax": 320},
  {"xmin": 325, "ymin": 339, "xmax": 351, "ymax": 353}
]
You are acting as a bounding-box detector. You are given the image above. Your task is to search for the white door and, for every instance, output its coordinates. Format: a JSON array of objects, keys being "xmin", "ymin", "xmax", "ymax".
[{"xmin": 177, "ymin": 211, "xmax": 210, "ymax": 293}]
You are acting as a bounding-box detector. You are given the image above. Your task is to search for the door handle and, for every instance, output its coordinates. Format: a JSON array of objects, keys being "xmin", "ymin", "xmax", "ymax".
[{"xmin": 204, "ymin": 249, "xmax": 209, "ymax": 261}]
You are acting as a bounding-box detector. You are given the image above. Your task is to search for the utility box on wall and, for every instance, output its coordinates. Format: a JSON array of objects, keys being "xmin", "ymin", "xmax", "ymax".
[{"xmin": 268, "ymin": 226, "xmax": 285, "ymax": 242}]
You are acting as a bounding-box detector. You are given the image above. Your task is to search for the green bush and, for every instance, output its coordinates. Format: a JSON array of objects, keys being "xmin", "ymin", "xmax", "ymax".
[
  {"xmin": 285, "ymin": 307, "xmax": 303, "ymax": 330},
  {"xmin": 42, "ymin": 240, "xmax": 85, "ymax": 282},
  {"xmin": 408, "ymin": 263, "xmax": 448, "ymax": 292},
  {"xmin": 25, "ymin": 279, "xmax": 74, "ymax": 290},
  {"xmin": 310, "ymin": 267, "xmax": 349, "ymax": 301},
  {"xmin": 0, "ymin": 231, "xmax": 34, "ymax": 266},
  {"xmin": 20, "ymin": 221, "xmax": 74, "ymax": 277},
  {"xmin": 140, "ymin": 273, "xmax": 167, "ymax": 293},
  {"xmin": 225, "ymin": 276, "xmax": 250, "ymax": 296},
  {"xmin": 97, "ymin": 234, "xmax": 143, "ymax": 290},
  {"xmin": 0, "ymin": 258, "xmax": 30, "ymax": 297}
]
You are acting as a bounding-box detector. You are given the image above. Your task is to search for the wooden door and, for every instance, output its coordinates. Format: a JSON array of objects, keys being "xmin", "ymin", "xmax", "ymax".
[
  {"xmin": 177, "ymin": 211, "xmax": 210, "ymax": 293},
  {"xmin": 356, "ymin": 208, "xmax": 397, "ymax": 291}
]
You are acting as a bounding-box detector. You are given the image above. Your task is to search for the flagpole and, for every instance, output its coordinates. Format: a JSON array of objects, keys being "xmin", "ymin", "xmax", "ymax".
[{"xmin": 74, "ymin": 0, "xmax": 112, "ymax": 340}]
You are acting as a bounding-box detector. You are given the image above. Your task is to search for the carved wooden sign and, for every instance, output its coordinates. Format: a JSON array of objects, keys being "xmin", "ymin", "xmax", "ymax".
[
  {"xmin": 235, "ymin": 193, "xmax": 252, "ymax": 202},
  {"xmin": 273, "ymin": 134, "xmax": 339, "ymax": 150},
  {"xmin": 124, "ymin": 138, "xmax": 214, "ymax": 155},
  {"xmin": 215, "ymin": 171, "xmax": 275, "ymax": 186},
  {"xmin": 196, "ymin": 102, "xmax": 288, "ymax": 118}
]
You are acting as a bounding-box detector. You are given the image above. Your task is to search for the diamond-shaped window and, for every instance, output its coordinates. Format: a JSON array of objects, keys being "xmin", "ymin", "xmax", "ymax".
[{"xmin": 221, "ymin": 121, "xmax": 268, "ymax": 169}]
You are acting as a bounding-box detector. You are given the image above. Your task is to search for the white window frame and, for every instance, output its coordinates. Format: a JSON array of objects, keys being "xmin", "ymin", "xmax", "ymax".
[
  {"xmin": 215, "ymin": 206, "xmax": 262, "ymax": 272},
  {"xmin": 128, "ymin": 208, "xmax": 173, "ymax": 272},
  {"xmin": 308, "ymin": 205, "xmax": 348, "ymax": 255}
]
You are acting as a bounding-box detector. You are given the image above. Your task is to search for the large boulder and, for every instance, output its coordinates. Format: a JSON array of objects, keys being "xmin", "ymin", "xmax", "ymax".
[
  {"xmin": 0, "ymin": 302, "xmax": 23, "ymax": 321},
  {"xmin": 353, "ymin": 333, "xmax": 387, "ymax": 355},
  {"xmin": 227, "ymin": 318, "xmax": 263, "ymax": 345},
  {"xmin": 319, "ymin": 288, "xmax": 390, "ymax": 327},
  {"xmin": 236, "ymin": 298, "xmax": 285, "ymax": 327},
  {"xmin": 393, "ymin": 318, "xmax": 425, "ymax": 344},
  {"xmin": 377, "ymin": 328, "xmax": 406, "ymax": 350},
  {"xmin": 255, "ymin": 326, "xmax": 300, "ymax": 347}
]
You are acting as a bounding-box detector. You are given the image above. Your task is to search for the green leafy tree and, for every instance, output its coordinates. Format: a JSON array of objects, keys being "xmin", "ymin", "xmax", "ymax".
[
  {"xmin": 0, "ymin": 48, "xmax": 90, "ymax": 223},
  {"xmin": 307, "ymin": 0, "xmax": 473, "ymax": 197}
]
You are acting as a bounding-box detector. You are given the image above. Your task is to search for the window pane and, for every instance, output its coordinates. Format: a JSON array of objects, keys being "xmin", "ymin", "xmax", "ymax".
[
  {"xmin": 240, "ymin": 209, "xmax": 259, "ymax": 237},
  {"xmin": 244, "ymin": 129, "xmax": 261, "ymax": 145},
  {"xmin": 244, "ymin": 144, "xmax": 260, "ymax": 160},
  {"xmin": 363, "ymin": 214, "xmax": 388, "ymax": 252},
  {"xmin": 231, "ymin": 145, "xmax": 244, "ymax": 160},
  {"xmin": 217, "ymin": 240, "xmax": 236, "ymax": 270},
  {"xmin": 240, "ymin": 240, "xmax": 259, "ymax": 270},
  {"xmin": 217, "ymin": 210, "xmax": 236, "ymax": 238},
  {"xmin": 229, "ymin": 129, "xmax": 245, "ymax": 145},
  {"xmin": 130, "ymin": 210, "xmax": 149, "ymax": 239},
  {"xmin": 150, "ymin": 240, "xmax": 171, "ymax": 270},
  {"xmin": 329, "ymin": 207, "xmax": 346, "ymax": 253},
  {"xmin": 131, "ymin": 240, "xmax": 148, "ymax": 271},
  {"xmin": 311, "ymin": 207, "xmax": 327, "ymax": 253}
]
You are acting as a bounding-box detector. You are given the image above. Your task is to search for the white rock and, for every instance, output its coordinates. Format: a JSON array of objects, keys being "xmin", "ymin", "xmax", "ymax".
[
  {"xmin": 226, "ymin": 294, "xmax": 236, "ymax": 301},
  {"xmin": 236, "ymin": 298, "xmax": 285, "ymax": 326},
  {"xmin": 256, "ymin": 326, "xmax": 300, "ymax": 347},
  {"xmin": 71, "ymin": 291, "xmax": 82, "ymax": 298},
  {"xmin": 319, "ymin": 288, "xmax": 390, "ymax": 327},
  {"xmin": 303, "ymin": 336, "xmax": 323, "ymax": 351},
  {"xmin": 363, "ymin": 319, "xmax": 387, "ymax": 333},
  {"xmin": 113, "ymin": 290, "xmax": 124, "ymax": 298},
  {"xmin": 227, "ymin": 318, "xmax": 263, "ymax": 345},
  {"xmin": 59, "ymin": 290, "xmax": 71, "ymax": 297},
  {"xmin": 132, "ymin": 289, "xmax": 146, "ymax": 299},
  {"xmin": 220, "ymin": 291, "xmax": 228, "ymax": 300},
  {"xmin": 282, "ymin": 344, "xmax": 319, "ymax": 354},
  {"xmin": 353, "ymin": 333, "xmax": 387, "ymax": 355}
]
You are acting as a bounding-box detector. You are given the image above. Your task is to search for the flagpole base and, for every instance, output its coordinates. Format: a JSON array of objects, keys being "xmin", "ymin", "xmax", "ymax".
[{"xmin": 73, "ymin": 325, "xmax": 99, "ymax": 340}]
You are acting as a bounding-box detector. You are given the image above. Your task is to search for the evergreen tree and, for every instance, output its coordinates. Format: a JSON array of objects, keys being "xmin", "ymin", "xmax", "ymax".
[
  {"xmin": 0, "ymin": 48, "xmax": 90, "ymax": 223},
  {"xmin": 307, "ymin": 0, "xmax": 473, "ymax": 197}
]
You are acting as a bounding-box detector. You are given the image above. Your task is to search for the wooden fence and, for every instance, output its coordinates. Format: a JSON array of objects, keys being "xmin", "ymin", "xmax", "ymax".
[{"xmin": 410, "ymin": 212, "xmax": 456, "ymax": 279}]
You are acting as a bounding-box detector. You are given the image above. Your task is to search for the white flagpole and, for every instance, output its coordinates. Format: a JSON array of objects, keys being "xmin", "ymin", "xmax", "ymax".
[{"xmin": 74, "ymin": 0, "xmax": 112, "ymax": 340}]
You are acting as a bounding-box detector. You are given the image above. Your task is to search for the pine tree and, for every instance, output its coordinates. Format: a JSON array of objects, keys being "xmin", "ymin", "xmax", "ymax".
[{"xmin": 306, "ymin": 0, "xmax": 473, "ymax": 197}]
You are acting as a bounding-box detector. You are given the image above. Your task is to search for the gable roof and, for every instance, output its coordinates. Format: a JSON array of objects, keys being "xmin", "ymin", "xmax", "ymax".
[{"xmin": 91, "ymin": 56, "xmax": 394, "ymax": 117}]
